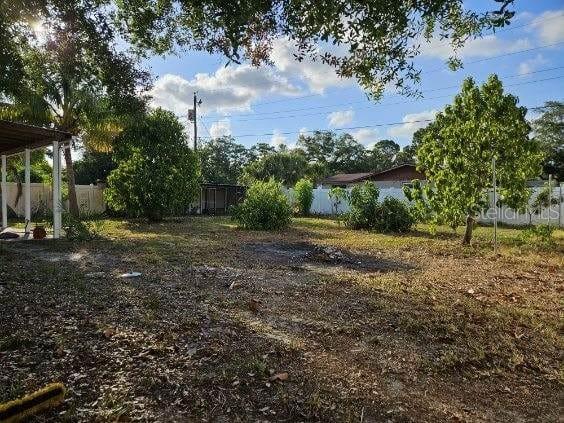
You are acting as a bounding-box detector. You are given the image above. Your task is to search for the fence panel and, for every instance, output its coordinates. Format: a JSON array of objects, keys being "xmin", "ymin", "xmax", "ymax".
[
  {"xmin": 285, "ymin": 184, "xmax": 563, "ymax": 227},
  {"xmin": 1, "ymin": 182, "xmax": 106, "ymax": 217}
]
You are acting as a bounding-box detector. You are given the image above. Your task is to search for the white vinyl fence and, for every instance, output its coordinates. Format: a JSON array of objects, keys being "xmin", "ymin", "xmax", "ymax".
[
  {"xmin": 286, "ymin": 184, "xmax": 564, "ymax": 227},
  {"xmin": 2, "ymin": 182, "xmax": 106, "ymax": 217}
]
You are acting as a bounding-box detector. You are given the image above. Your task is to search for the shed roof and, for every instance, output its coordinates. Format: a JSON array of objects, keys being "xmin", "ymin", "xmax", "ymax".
[{"xmin": 0, "ymin": 120, "xmax": 72, "ymax": 155}]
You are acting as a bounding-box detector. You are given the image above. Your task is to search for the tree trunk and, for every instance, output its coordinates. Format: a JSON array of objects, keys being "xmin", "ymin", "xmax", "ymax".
[
  {"xmin": 462, "ymin": 214, "xmax": 475, "ymax": 245},
  {"xmin": 64, "ymin": 146, "xmax": 80, "ymax": 217}
]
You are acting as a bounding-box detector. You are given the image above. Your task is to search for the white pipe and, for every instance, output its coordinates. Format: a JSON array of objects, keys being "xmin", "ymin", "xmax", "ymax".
[
  {"xmin": 1, "ymin": 155, "xmax": 6, "ymax": 229},
  {"xmin": 24, "ymin": 148, "xmax": 31, "ymax": 228}
]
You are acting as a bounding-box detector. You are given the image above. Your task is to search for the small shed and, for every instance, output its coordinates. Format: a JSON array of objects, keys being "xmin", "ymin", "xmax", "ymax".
[
  {"xmin": 0, "ymin": 120, "xmax": 72, "ymax": 238},
  {"xmin": 199, "ymin": 183, "xmax": 246, "ymax": 215}
]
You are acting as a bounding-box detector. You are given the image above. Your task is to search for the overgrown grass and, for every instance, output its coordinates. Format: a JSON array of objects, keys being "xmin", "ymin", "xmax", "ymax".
[{"xmin": 0, "ymin": 216, "xmax": 561, "ymax": 421}]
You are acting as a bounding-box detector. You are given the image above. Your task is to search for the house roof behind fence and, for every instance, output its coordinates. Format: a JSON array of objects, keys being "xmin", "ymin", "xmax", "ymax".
[{"xmin": 321, "ymin": 172, "xmax": 376, "ymax": 184}]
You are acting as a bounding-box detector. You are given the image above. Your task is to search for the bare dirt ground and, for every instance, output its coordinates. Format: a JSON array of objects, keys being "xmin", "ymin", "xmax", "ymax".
[{"xmin": 0, "ymin": 217, "xmax": 562, "ymax": 422}]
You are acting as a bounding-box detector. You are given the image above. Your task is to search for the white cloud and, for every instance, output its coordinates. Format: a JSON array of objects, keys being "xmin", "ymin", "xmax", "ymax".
[
  {"xmin": 419, "ymin": 34, "xmax": 532, "ymax": 60},
  {"xmin": 271, "ymin": 130, "xmax": 288, "ymax": 148},
  {"xmin": 351, "ymin": 128, "xmax": 379, "ymax": 145},
  {"xmin": 530, "ymin": 10, "xmax": 564, "ymax": 43},
  {"xmin": 150, "ymin": 65, "xmax": 301, "ymax": 116},
  {"xmin": 299, "ymin": 127, "xmax": 309, "ymax": 137},
  {"xmin": 209, "ymin": 119, "xmax": 231, "ymax": 138},
  {"xmin": 327, "ymin": 109, "xmax": 354, "ymax": 127},
  {"xmin": 270, "ymin": 38, "xmax": 354, "ymax": 93},
  {"xmin": 518, "ymin": 54, "xmax": 549, "ymax": 76},
  {"xmin": 388, "ymin": 110, "xmax": 438, "ymax": 139}
]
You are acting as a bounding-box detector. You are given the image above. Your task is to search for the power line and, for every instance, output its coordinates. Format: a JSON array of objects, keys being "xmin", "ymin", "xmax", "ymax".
[
  {"xmin": 199, "ymin": 101, "xmax": 551, "ymax": 140},
  {"xmin": 200, "ymin": 119, "xmax": 212, "ymax": 138},
  {"xmin": 205, "ymin": 73, "xmax": 564, "ymax": 123},
  {"xmin": 203, "ymin": 44, "xmax": 564, "ymax": 122},
  {"xmin": 422, "ymin": 40, "xmax": 564, "ymax": 74},
  {"xmin": 202, "ymin": 119, "xmax": 434, "ymax": 139},
  {"xmin": 204, "ymin": 13, "xmax": 564, "ymax": 111}
]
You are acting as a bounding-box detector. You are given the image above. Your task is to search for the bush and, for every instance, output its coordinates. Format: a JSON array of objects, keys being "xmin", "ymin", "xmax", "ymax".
[
  {"xmin": 344, "ymin": 182, "xmax": 379, "ymax": 229},
  {"xmin": 233, "ymin": 179, "xmax": 291, "ymax": 230},
  {"xmin": 294, "ymin": 178, "xmax": 314, "ymax": 215},
  {"xmin": 105, "ymin": 109, "xmax": 200, "ymax": 221},
  {"xmin": 62, "ymin": 212, "xmax": 105, "ymax": 241},
  {"xmin": 519, "ymin": 224, "xmax": 555, "ymax": 248},
  {"xmin": 375, "ymin": 196, "xmax": 415, "ymax": 233}
]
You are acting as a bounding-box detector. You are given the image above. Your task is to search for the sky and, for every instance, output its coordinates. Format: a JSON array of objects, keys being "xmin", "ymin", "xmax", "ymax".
[{"xmin": 144, "ymin": 1, "xmax": 564, "ymax": 151}]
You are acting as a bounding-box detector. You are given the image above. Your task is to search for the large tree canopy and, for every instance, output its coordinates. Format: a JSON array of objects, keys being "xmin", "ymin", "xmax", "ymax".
[
  {"xmin": 4, "ymin": 1, "xmax": 515, "ymax": 98},
  {"xmin": 407, "ymin": 75, "xmax": 541, "ymax": 244},
  {"xmin": 115, "ymin": 0, "xmax": 515, "ymax": 98},
  {"xmin": 1, "ymin": 0, "xmax": 150, "ymax": 215},
  {"xmin": 531, "ymin": 101, "xmax": 564, "ymax": 180},
  {"xmin": 199, "ymin": 136, "xmax": 251, "ymax": 184}
]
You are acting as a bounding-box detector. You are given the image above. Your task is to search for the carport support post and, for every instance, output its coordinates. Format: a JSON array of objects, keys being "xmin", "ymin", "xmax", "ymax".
[
  {"xmin": 1, "ymin": 155, "xmax": 6, "ymax": 229},
  {"xmin": 24, "ymin": 148, "xmax": 31, "ymax": 230},
  {"xmin": 52, "ymin": 141, "xmax": 62, "ymax": 238}
]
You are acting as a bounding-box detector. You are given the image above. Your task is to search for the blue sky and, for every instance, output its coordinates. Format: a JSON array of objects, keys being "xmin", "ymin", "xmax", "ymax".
[{"xmin": 144, "ymin": 1, "xmax": 564, "ymax": 150}]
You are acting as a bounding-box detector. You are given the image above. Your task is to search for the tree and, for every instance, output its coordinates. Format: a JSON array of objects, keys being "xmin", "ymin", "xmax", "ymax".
[
  {"xmin": 298, "ymin": 131, "xmax": 368, "ymax": 175},
  {"xmin": 200, "ymin": 136, "xmax": 250, "ymax": 184},
  {"xmin": 294, "ymin": 178, "xmax": 314, "ymax": 216},
  {"xmin": 366, "ymin": 140, "xmax": 400, "ymax": 171},
  {"xmin": 248, "ymin": 142, "xmax": 276, "ymax": 161},
  {"xmin": 408, "ymin": 75, "xmax": 541, "ymax": 244},
  {"xmin": 331, "ymin": 134, "xmax": 367, "ymax": 173},
  {"xmin": 240, "ymin": 150, "xmax": 311, "ymax": 187},
  {"xmin": 328, "ymin": 187, "xmax": 349, "ymax": 216},
  {"xmin": 394, "ymin": 128, "xmax": 427, "ymax": 165},
  {"xmin": 345, "ymin": 181, "xmax": 380, "ymax": 230},
  {"xmin": 73, "ymin": 151, "xmax": 116, "ymax": 185},
  {"xmin": 1, "ymin": 2, "xmax": 150, "ymax": 216},
  {"xmin": 531, "ymin": 101, "xmax": 564, "ymax": 180},
  {"xmin": 105, "ymin": 109, "xmax": 200, "ymax": 221},
  {"xmin": 394, "ymin": 144, "xmax": 417, "ymax": 165},
  {"xmin": 115, "ymin": 0, "xmax": 515, "ymax": 98}
]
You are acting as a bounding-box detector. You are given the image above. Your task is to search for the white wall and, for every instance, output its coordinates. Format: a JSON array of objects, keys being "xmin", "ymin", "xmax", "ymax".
[
  {"xmin": 286, "ymin": 184, "xmax": 564, "ymax": 227},
  {"xmin": 1, "ymin": 182, "xmax": 106, "ymax": 217}
]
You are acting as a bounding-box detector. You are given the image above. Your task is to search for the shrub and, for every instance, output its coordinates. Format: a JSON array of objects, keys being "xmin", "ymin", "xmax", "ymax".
[
  {"xmin": 344, "ymin": 181, "xmax": 379, "ymax": 229},
  {"xmin": 233, "ymin": 179, "xmax": 291, "ymax": 230},
  {"xmin": 328, "ymin": 187, "xmax": 349, "ymax": 216},
  {"xmin": 105, "ymin": 109, "xmax": 200, "ymax": 221},
  {"xmin": 294, "ymin": 178, "xmax": 314, "ymax": 215},
  {"xmin": 62, "ymin": 212, "xmax": 105, "ymax": 241},
  {"xmin": 519, "ymin": 224, "xmax": 555, "ymax": 248},
  {"xmin": 375, "ymin": 196, "xmax": 415, "ymax": 233}
]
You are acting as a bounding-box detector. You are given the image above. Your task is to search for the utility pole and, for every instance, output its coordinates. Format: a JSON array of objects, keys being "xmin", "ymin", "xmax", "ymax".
[
  {"xmin": 188, "ymin": 92, "xmax": 202, "ymax": 151},
  {"xmin": 193, "ymin": 92, "xmax": 198, "ymax": 151}
]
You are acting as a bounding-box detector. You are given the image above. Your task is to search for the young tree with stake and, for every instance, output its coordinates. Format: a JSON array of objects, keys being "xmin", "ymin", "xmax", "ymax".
[{"xmin": 407, "ymin": 75, "xmax": 542, "ymax": 244}]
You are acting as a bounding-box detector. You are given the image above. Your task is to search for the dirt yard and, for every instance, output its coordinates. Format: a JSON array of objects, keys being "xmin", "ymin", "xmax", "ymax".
[{"xmin": 0, "ymin": 217, "xmax": 562, "ymax": 422}]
